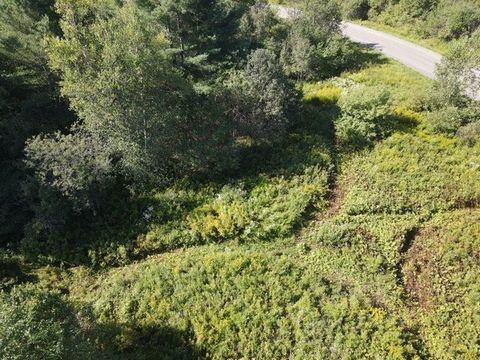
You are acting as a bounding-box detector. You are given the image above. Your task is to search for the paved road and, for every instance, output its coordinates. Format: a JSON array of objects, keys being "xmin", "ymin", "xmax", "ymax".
[
  {"xmin": 274, "ymin": 5, "xmax": 443, "ymax": 79},
  {"xmin": 341, "ymin": 23, "xmax": 443, "ymax": 79}
]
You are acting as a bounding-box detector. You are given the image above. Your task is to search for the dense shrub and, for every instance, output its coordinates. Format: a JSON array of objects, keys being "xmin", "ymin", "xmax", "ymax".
[
  {"xmin": 303, "ymin": 82, "xmax": 343, "ymax": 105},
  {"xmin": 359, "ymin": 0, "xmax": 480, "ymax": 41},
  {"xmin": 240, "ymin": 3, "xmax": 289, "ymax": 53},
  {"xmin": 83, "ymin": 248, "xmax": 421, "ymax": 359},
  {"xmin": 426, "ymin": 106, "xmax": 468, "ymax": 135},
  {"xmin": 0, "ymin": 285, "xmax": 94, "ymax": 360},
  {"xmin": 47, "ymin": 0, "xmax": 236, "ymax": 183},
  {"xmin": 303, "ymin": 212, "xmax": 422, "ymax": 269},
  {"xmin": 457, "ymin": 121, "xmax": 480, "ymax": 146},
  {"xmin": 425, "ymin": 1, "xmax": 480, "ymax": 40},
  {"xmin": 433, "ymin": 28, "xmax": 480, "ymax": 105},
  {"xmin": 403, "ymin": 210, "xmax": 480, "ymax": 359},
  {"xmin": 341, "ymin": 0, "xmax": 370, "ymax": 20},
  {"xmin": 138, "ymin": 164, "xmax": 329, "ymax": 253},
  {"xmin": 281, "ymin": 0, "xmax": 356, "ymax": 80},
  {"xmin": 427, "ymin": 29, "xmax": 480, "ymax": 138},
  {"xmin": 223, "ymin": 48, "xmax": 299, "ymax": 142},
  {"xmin": 336, "ymin": 85, "xmax": 392, "ymax": 151},
  {"xmin": 188, "ymin": 165, "xmax": 328, "ymax": 243},
  {"xmin": 24, "ymin": 129, "xmax": 116, "ymax": 212},
  {"xmin": 398, "ymin": 0, "xmax": 436, "ymax": 19}
]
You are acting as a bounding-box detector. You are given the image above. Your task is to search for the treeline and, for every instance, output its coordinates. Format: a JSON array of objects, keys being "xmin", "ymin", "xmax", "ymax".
[
  {"xmin": 342, "ymin": 0, "xmax": 480, "ymax": 40},
  {"xmin": 0, "ymin": 0, "xmax": 357, "ymax": 262}
]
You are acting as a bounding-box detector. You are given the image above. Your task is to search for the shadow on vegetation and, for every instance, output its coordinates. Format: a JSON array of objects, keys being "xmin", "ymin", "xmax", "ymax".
[
  {"xmin": 345, "ymin": 43, "xmax": 388, "ymax": 72},
  {"xmin": 94, "ymin": 322, "xmax": 204, "ymax": 360},
  {"xmin": 0, "ymin": 256, "xmax": 35, "ymax": 291}
]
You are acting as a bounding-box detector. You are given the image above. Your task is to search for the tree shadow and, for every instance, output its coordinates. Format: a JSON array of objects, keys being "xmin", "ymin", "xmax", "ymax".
[
  {"xmin": 93, "ymin": 322, "xmax": 205, "ymax": 360},
  {"xmin": 0, "ymin": 255, "xmax": 35, "ymax": 291},
  {"xmin": 343, "ymin": 42, "xmax": 389, "ymax": 73},
  {"xmin": 227, "ymin": 101, "xmax": 341, "ymax": 182}
]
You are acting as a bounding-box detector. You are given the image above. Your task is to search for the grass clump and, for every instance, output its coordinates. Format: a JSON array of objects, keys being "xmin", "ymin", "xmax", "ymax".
[{"xmin": 303, "ymin": 82, "xmax": 343, "ymax": 105}]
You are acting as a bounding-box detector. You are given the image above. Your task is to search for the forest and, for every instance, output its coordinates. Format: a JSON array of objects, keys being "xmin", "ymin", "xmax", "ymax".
[{"xmin": 0, "ymin": 0, "xmax": 479, "ymax": 359}]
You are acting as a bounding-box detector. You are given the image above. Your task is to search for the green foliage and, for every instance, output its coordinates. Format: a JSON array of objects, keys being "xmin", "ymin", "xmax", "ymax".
[
  {"xmin": 431, "ymin": 29, "xmax": 480, "ymax": 107},
  {"xmin": 426, "ymin": 106, "xmax": 475, "ymax": 135},
  {"xmin": 424, "ymin": 1, "xmax": 480, "ymax": 40},
  {"xmin": 281, "ymin": 0, "xmax": 356, "ymax": 80},
  {"xmin": 82, "ymin": 248, "xmax": 421, "ymax": 359},
  {"xmin": 303, "ymin": 82, "xmax": 343, "ymax": 105},
  {"xmin": 341, "ymin": 0, "xmax": 370, "ymax": 20},
  {"xmin": 304, "ymin": 211, "xmax": 422, "ymax": 269},
  {"xmin": 25, "ymin": 129, "xmax": 115, "ymax": 212},
  {"xmin": 137, "ymin": 131, "xmax": 333, "ymax": 258},
  {"xmin": 457, "ymin": 121, "xmax": 480, "ymax": 146},
  {"xmin": 0, "ymin": 0, "xmax": 75, "ymax": 244},
  {"xmin": 48, "ymin": 0, "xmax": 236, "ymax": 183},
  {"xmin": 403, "ymin": 210, "xmax": 480, "ymax": 359},
  {"xmin": 224, "ymin": 48, "xmax": 299, "ymax": 142},
  {"xmin": 358, "ymin": 0, "xmax": 480, "ymax": 43},
  {"xmin": 240, "ymin": 2, "xmax": 290, "ymax": 53},
  {"xmin": 142, "ymin": 0, "xmax": 255, "ymax": 78},
  {"xmin": 0, "ymin": 285, "xmax": 95, "ymax": 360},
  {"xmin": 187, "ymin": 165, "xmax": 328, "ymax": 243},
  {"xmin": 336, "ymin": 85, "xmax": 392, "ymax": 151},
  {"xmin": 343, "ymin": 133, "xmax": 480, "ymax": 215},
  {"xmin": 0, "ymin": 0, "xmax": 58, "ymax": 82},
  {"xmin": 2, "ymin": 1, "xmax": 480, "ymax": 359},
  {"xmin": 427, "ymin": 29, "xmax": 480, "ymax": 139}
]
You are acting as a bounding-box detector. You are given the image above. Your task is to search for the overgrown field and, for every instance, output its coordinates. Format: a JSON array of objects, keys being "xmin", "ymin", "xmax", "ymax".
[{"xmin": 3, "ymin": 55, "xmax": 479, "ymax": 359}]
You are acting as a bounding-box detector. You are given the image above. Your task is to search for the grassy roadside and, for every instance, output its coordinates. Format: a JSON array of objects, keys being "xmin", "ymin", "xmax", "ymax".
[
  {"xmin": 268, "ymin": 0, "xmax": 449, "ymax": 54},
  {"xmin": 352, "ymin": 20, "xmax": 449, "ymax": 55}
]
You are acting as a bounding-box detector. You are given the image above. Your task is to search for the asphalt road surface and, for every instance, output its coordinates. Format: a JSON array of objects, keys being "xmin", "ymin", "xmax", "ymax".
[{"xmin": 341, "ymin": 22, "xmax": 443, "ymax": 79}]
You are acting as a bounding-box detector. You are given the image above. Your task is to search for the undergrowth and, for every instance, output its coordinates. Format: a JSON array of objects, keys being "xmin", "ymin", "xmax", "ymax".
[{"xmin": 4, "ymin": 57, "xmax": 480, "ymax": 359}]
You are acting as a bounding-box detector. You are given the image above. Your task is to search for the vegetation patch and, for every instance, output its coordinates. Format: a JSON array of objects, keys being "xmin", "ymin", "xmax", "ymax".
[
  {"xmin": 403, "ymin": 210, "xmax": 480, "ymax": 359},
  {"xmin": 73, "ymin": 247, "xmax": 421, "ymax": 359}
]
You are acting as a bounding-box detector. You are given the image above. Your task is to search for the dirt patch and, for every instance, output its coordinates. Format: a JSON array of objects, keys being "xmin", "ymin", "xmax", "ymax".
[
  {"xmin": 325, "ymin": 180, "xmax": 348, "ymax": 217},
  {"xmin": 401, "ymin": 226, "xmax": 439, "ymax": 309}
]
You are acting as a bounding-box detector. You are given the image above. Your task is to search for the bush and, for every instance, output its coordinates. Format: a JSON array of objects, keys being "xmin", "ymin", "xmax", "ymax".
[
  {"xmin": 336, "ymin": 85, "xmax": 392, "ymax": 151},
  {"xmin": 425, "ymin": 1, "xmax": 480, "ymax": 40},
  {"xmin": 434, "ymin": 28, "xmax": 480, "ymax": 100},
  {"xmin": 240, "ymin": 3, "xmax": 288, "ymax": 53},
  {"xmin": 457, "ymin": 121, "xmax": 480, "ymax": 145},
  {"xmin": 188, "ymin": 165, "xmax": 329, "ymax": 243},
  {"xmin": 0, "ymin": 285, "xmax": 95, "ymax": 360},
  {"xmin": 398, "ymin": 0, "xmax": 436, "ymax": 19},
  {"xmin": 303, "ymin": 82, "xmax": 343, "ymax": 105},
  {"xmin": 341, "ymin": 0, "xmax": 370, "ymax": 20},
  {"xmin": 138, "ymin": 163, "xmax": 330, "ymax": 253},
  {"xmin": 280, "ymin": 0, "xmax": 356, "ymax": 80},
  {"xmin": 224, "ymin": 48, "xmax": 298, "ymax": 143},
  {"xmin": 24, "ymin": 128, "xmax": 116, "ymax": 213},
  {"xmin": 426, "ymin": 106, "xmax": 467, "ymax": 135},
  {"xmin": 427, "ymin": 28, "xmax": 480, "ymax": 137}
]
